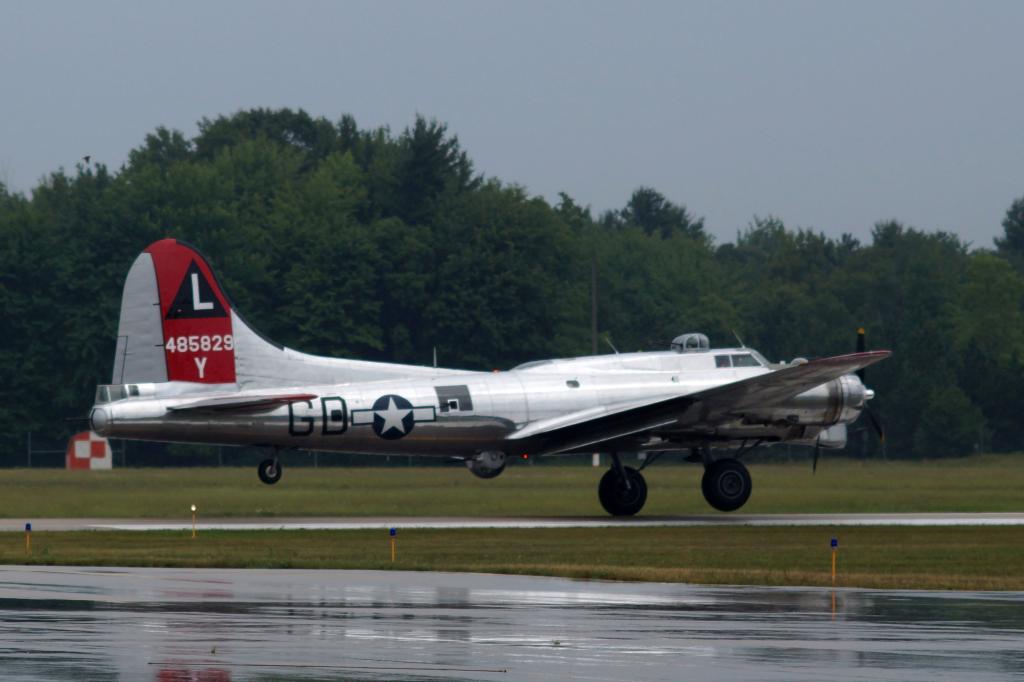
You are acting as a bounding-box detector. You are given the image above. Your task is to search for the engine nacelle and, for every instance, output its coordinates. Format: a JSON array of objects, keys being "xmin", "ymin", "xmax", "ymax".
[
  {"xmin": 750, "ymin": 374, "xmax": 871, "ymax": 427},
  {"xmin": 466, "ymin": 450, "xmax": 507, "ymax": 479},
  {"xmin": 816, "ymin": 423, "xmax": 848, "ymax": 449}
]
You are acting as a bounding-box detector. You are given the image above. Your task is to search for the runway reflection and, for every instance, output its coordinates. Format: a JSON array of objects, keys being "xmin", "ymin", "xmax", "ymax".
[{"xmin": 0, "ymin": 566, "xmax": 1021, "ymax": 681}]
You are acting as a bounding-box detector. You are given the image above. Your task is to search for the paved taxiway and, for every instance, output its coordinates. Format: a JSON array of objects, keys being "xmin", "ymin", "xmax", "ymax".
[
  {"xmin": 1, "ymin": 566, "xmax": 1021, "ymax": 681},
  {"xmin": 2, "ymin": 512, "xmax": 1024, "ymax": 531}
]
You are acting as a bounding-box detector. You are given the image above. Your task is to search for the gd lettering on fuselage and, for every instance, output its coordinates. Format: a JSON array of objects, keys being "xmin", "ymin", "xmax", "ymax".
[{"xmin": 90, "ymin": 240, "xmax": 889, "ymax": 515}]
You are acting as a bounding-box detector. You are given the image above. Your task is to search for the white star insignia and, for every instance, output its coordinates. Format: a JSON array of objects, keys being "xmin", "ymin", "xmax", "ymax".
[{"xmin": 376, "ymin": 397, "xmax": 411, "ymax": 435}]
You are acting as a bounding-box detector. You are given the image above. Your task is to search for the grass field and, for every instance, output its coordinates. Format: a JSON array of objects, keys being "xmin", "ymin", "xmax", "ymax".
[
  {"xmin": 0, "ymin": 455, "xmax": 1022, "ymax": 518},
  {"xmin": 4, "ymin": 526, "xmax": 1022, "ymax": 591},
  {"xmin": 3, "ymin": 457, "xmax": 1022, "ymax": 589}
]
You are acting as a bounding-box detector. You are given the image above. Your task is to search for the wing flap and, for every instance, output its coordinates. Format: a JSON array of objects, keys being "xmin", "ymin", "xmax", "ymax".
[
  {"xmin": 532, "ymin": 418, "xmax": 680, "ymax": 457},
  {"xmin": 509, "ymin": 395, "xmax": 680, "ymax": 441}
]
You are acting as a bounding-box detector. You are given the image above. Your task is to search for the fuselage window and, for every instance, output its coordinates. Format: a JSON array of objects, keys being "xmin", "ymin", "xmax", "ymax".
[
  {"xmin": 436, "ymin": 385, "xmax": 473, "ymax": 413},
  {"xmin": 566, "ymin": 380, "xmax": 580, "ymax": 388},
  {"xmin": 731, "ymin": 354, "xmax": 761, "ymax": 367},
  {"xmin": 715, "ymin": 355, "xmax": 732, "ymax": 368}
]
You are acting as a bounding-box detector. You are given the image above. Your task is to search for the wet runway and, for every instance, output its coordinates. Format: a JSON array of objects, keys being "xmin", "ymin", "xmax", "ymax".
[
  {"xmin": 3, "ymin": 512, "xmax": 1024, "ymax": 531},
  {"xmin": 1, "ymin": 566, "xmax": 1022, "ymax": 681}
]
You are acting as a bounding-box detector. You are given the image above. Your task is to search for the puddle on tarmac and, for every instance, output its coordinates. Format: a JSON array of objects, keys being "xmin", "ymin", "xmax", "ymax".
[{"xmin": 0, "ymin": 566, "xmax": 1021, "ymax": 681}]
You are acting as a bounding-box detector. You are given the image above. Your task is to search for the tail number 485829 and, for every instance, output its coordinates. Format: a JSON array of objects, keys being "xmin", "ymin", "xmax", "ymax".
[{"xmin": 165, "ymin": 335, "xmax": 234, "ymax": 353}]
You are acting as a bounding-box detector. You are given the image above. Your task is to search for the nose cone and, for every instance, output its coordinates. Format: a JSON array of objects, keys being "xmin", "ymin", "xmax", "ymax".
[{"xmin": 89, "ymin": 407, "xmax": 110, "ymax": 435}]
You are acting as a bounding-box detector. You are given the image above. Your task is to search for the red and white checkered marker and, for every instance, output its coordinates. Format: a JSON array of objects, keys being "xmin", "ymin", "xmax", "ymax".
[{"xmin": 65, "ymin": 431, "xmax": 113, "ymax": 470}]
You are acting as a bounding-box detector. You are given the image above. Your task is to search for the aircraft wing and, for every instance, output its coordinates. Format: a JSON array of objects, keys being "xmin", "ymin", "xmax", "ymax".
[
  {"xmin": 167, "ymin": 393, "xmax": 318, "ymax": 413},
  {"xmin": 693, "ymin": 351, "xmax": 890, "ymax": 414},
  {"xmin": 508, "ymin": 351, "xmax": 890, "ymax": 456}
]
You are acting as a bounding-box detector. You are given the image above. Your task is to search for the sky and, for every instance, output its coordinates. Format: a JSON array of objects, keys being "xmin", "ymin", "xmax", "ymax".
[{"xmin": 2, "ymin": 0, "xmax": 1023, "ymax": 247}]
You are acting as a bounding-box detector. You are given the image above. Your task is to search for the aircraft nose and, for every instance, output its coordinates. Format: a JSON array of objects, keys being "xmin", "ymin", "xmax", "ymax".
[{"xmin": 90, "ymin": 407, "xmax": 110, "ymax": 435}]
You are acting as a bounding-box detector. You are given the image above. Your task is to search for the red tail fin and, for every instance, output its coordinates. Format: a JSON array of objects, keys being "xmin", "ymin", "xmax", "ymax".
[{"xmin": 145, "ymin": 239, "xmax": 236, "ymax": 383}]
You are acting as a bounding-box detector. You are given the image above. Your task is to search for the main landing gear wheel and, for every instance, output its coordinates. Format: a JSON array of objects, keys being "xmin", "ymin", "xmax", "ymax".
[
  {"xmin": 701, "ymin": 459, "xmax": 751, "ymax": 512},
  {"xmin": 598, "ymin": 466, "xmax": 648, "ymax": 516},
  {"xmin": 258, "ymin": 458, "xmax": 282, "ymax": 485}
]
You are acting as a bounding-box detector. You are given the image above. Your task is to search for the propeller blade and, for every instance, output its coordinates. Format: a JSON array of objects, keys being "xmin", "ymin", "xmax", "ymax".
[
  {"xmin": 855, "ymin": 327, "xmax": 866, "ymax": 380},
  {"xmin": 865, "ymin": 406, "xmax": 885, "ymax": 443},
  {"xmin": 812, "ymin": 438, "xmax": 821, "ymax": 474}
]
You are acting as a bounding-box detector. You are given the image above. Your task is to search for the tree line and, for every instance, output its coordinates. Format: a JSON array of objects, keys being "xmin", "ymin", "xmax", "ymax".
[{"xmin": 2, "ymin": 107, "xmax": 1023, "ymax": 460}]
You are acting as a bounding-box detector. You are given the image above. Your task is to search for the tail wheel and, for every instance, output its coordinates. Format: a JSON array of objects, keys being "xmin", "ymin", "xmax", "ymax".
[
  {"xmin": 701, "ymin": 459, "xmax": 751, "ymax": 512},
  {"xmin": 258, "ymin": 458, "xmax": 282, "ymax": 485},
  {"xmin": 598, "ymin": 466, "xmax": 648, "ymax": 516}
]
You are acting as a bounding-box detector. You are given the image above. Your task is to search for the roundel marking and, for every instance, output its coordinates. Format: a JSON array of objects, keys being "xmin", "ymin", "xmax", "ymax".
[{"xmin": 372, "ymin": 394, "xmax": 415, "ymax": 440}]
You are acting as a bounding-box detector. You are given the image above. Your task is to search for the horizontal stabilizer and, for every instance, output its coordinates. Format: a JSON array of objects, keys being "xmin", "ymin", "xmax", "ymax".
[{"xmin": 167, "ymin": 393, "xmax": 318, "ymax": 413}]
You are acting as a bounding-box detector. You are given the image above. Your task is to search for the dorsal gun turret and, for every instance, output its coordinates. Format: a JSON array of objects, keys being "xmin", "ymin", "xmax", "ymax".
[{"xmin": 670, "ymin": 333, "xmax": 710, "ymax": 353}]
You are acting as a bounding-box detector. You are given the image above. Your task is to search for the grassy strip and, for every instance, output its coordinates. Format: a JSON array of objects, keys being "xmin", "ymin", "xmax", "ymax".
[
  {"xmin": 2, "ymin": 455, "xmax": 1024, "ymax": 518},
  {"xmin": 4, "ymin": 526, "xmax": 1023, "ymax": 591}
]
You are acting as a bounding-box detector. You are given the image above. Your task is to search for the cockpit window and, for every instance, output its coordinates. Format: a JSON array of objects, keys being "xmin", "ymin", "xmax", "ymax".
[
  {"xmin": 715, "ymin": 355, "xmax": 732, "ymax": 368},
  {"xmin": 730, "ymin": 353, "xmax": 762, "ymax": 367}
]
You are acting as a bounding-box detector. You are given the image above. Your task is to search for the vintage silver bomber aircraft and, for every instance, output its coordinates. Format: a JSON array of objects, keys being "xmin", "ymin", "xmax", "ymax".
[{"xmin": 90, "ymin": 239, "xmax": 890, "ymax": 515}]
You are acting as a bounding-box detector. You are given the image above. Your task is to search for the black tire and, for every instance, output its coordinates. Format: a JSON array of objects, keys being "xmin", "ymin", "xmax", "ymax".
[
  {"xmin": 701, "ymin": 459, "xmax": 751, "ymax": 512},
  {"xmin": 598, "ymin": 466, "xmax": 648, "ymax": 516},
  {"xmin": 258, "ymin": 458, "xmax": 282, "ymax": 485}
]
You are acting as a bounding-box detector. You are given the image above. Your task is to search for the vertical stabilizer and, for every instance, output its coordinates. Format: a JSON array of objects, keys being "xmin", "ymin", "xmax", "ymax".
[
  {"xmin": 112, "ymin": 252, "xmax": 167, "ymax": 384},
  {"xmin": 112, "ymin": 239, "xmax": 237, "ymax": 384},
  {"xmin": 111, "ymin": 238, "xmax": 471, "ymax": 390}
]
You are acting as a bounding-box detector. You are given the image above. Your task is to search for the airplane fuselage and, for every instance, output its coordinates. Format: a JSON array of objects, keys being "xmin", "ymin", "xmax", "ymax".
[{"xmin": 91, "ymin": 348, "xmax": 869, "ymax": 457}]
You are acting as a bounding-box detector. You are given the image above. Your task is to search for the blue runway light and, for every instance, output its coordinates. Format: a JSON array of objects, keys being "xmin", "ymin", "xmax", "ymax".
[
  {"xmin": 831, "ymin": 537, "xmax": 838, "ymax": 549},
  {"xmin": 390, "ymin": 528, "xmax": 397, "ymax": 537},
  {"xmin": 25, "ymin": 523, "xmax": 31, "ymax": 532}
]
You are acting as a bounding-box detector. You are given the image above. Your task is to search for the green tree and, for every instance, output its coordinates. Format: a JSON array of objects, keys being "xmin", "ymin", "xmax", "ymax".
[
  {"xmin": 425, "ymin": 182, "xmax": 588, "ymax": 367},
  {"xmin": 851, "ymin": 221, "xmax": 970, "ymax": 456},
  {"xmin": 995, "ymin": 195, "xmax": 1024, "ymax": 268},
  {"xmin": 194, "ymin": 108, "xmax": 339, "ymax": 164},
  {"xmin": 393, "ymin": 116, "xmax": 479, "ymax": 226},
  {"xmin": 606, "ymin": 187, "xmax": 706, "ymax": 241},
  {"xmin": 953, "ymin": 252, "xmax": 1024, "ymax": 450},
  {"xmin": 912, "ymin": 386, "xmax": 987, "ymax": 457}
]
